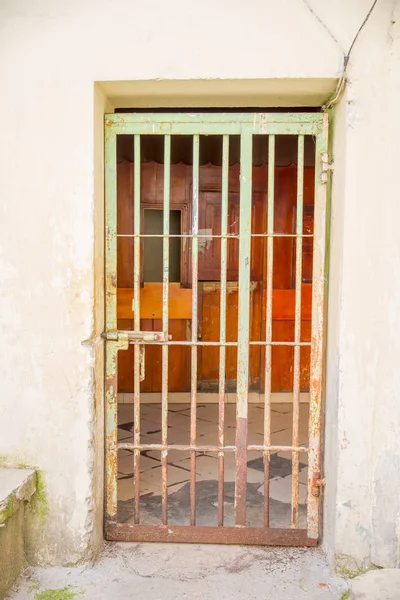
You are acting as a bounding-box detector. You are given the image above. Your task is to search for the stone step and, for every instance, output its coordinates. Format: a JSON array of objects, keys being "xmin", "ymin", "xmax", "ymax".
[
  {"xmin": 0, "ymin": 468, "xmax": 36, "ymax": 599},
  {"xmin": 350, "ymin": 569, "xmax": 400, "ymax": 600}
]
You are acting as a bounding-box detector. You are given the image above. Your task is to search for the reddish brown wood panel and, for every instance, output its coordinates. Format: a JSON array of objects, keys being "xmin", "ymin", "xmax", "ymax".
[
  {"xmin": 118, "ymin": 284, "xmax": 192, "ymax": 320},
  {"xmin": 140, "ymin": 319, "xmax": 191, "ymax": 393},
  {"xmin": 272, "ymin": 166, "xmax": 315, "ymax": 289},
  {"xmin": 116, "ymin": 160, "xmax": 315, "ymax": 394},
  {"xmin": 117, "ymin": 162, "xmax": 134, "ymax": 288},
  {"xmin": 262, "ymin": 285, "xmax": 312, "ymax": 321},
  {"xmin": 198, "ymin": 284, "xmax": 262, "ymax": 390},
  {"xmin": 141, "ymin": 162, "xmax": 190, "ymax": 206},
  {"xmin": 198, "ymin": 192, "xmax": 265, "ymax": 281}
]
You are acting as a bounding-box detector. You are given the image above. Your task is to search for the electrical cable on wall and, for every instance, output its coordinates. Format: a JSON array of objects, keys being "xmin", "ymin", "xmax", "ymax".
[
  {"xmin": 323, "ymin": 0, "xmax": 379, "ymax": 110},
  {"xmin": 304, "ymin": 0, "xmax": 379, "ymax": 110}
]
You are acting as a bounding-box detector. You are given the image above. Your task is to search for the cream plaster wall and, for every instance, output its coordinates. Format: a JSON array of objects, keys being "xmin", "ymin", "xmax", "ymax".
[
  {"xmin": 0, "ymin": 0, "xmax": 398, "ymax": 568},
  {"xmin": 324, "ymin": 0, "xmax": 400, "ymax": 570}
]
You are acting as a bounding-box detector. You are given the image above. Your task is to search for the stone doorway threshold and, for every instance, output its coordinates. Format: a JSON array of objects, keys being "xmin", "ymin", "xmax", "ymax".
[{"xmin": 9, "ymin": 543, "xmax": 349, "ymax": 600}]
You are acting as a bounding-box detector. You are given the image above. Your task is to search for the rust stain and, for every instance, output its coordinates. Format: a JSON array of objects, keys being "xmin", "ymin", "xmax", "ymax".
[{"xmin": 234, "ymin": 417, "xmax": 248, "ymax": 527}]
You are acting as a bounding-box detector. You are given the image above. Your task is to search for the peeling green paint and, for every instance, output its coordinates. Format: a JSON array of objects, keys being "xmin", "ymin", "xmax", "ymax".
[{"xmin": 340, "ymin": 591, "xmax": 351, "ymax": 600}]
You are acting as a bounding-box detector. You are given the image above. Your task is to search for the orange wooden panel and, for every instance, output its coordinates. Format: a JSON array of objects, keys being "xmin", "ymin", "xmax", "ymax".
[
  {"xmin": 117, "ymin": 318, "xmax": 134, "ymax": 392},
  {"xmin": 198, "ymin": 285, "xmax": 262, "ymax": 390},
  {"xmin": 136, "ymin": 318, "xmax": 153, "ymax": 393},
  {"xmin": 262, "ymin": 284, "xmax": 312, "ymax": 321},
  {"xmin": 140, "ymin": 319, "xmax": 191, "ymax": 393},
  {"xmin": 260, "ymin": 320, "xmax": 311, "ymax": 393},
  {"xmin": 117, "ymin": 284, "xmax": 192, "ymax": 320},
  {"xmin": 118, "ymin": 318, "xmax": 191, "ymax": 393}
]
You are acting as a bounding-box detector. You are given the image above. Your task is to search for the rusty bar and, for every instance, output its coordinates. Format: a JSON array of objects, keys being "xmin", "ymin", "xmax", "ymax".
[
  {"xmin": 117, "ymin": 233, "xmax": 313, "ymax": 239},
  {"xmin": 119, "ymin": 443, "xmax": 308, "ymax": 452},
  {"xmin": 217, "ymin": 134, "xmax": 229, "ymax": 527},
  {"xmin": 104, "ymin": 126, "xmax": 118, "ymax": 521},
  {"xmin": 251, "ymin": 341, "xmax": 310, "ymax": 346},
  {"xmin": 263, "ymin": 134, "xmax": 275, "ymax": 527},
  {"xmin": 106, "ymin": 340, "xmax": 311, "ymax": 347},
  {"xmin": 190, "ymin": 134, "xmax": 200, "ymax": 526},
  {"xmin": 234, "ymin": 127, "xmax": 252, "ymax": 526},
  {"xmin": 291, "ymin": 135, "xmax": 304, "ymax": 529},
  {"xmin": 161, "ymin": 134, "xmax": 171, "ymax": 525},
  {"xmin": 307, "ymin": 114, "xmax": 329, "ymax": 540},
  {"xmin": 118, "ymin": 234, "xmax": 239, "ymax": 239},
  {"xmin": 106, "ymin": 523, "xmax": 315, "ymax": 546},
  {"xmin": 159, "ymin": 341, "xmax": 310, "ymax": 346},
  {"xmin": 133, "ymin": 134, "xmax": 141, "ymax": 524}
]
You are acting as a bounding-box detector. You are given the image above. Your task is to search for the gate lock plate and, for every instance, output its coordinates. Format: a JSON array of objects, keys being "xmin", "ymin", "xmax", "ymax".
[{"xmin": 102, "ymin": 330, "xmax": 171, "ymax": 382}]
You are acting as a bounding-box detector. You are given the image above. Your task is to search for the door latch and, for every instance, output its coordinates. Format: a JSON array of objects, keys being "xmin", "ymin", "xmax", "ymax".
[{"xmin": 102, "ymin": 330, "xmax": 170, "ymax": 343}]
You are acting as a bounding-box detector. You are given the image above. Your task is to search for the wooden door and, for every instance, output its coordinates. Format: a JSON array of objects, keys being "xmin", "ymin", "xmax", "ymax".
[{"xmin": 116, "ymin": 160, "xmax": 314, "ymax": 394}]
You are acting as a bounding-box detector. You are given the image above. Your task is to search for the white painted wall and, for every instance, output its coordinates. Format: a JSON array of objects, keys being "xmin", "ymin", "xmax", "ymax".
[
  {"xmin": 0, "ymin": 0, "xmax": 398, "ymax": 568},
  {"xmin": 324, "ymin": 0, "xmax": 400, "ymax": 570}
]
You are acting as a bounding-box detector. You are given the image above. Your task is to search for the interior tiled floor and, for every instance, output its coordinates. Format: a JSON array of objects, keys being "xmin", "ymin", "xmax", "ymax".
[{"xmin": 117, "ymin": 402, "xmax": 309, "ymax": 529}]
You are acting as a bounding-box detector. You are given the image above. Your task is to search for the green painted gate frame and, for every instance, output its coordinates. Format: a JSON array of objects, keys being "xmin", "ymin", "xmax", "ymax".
[{"xmin": 104, "ymin": 112, "xmax": 328, "ymax": 546}]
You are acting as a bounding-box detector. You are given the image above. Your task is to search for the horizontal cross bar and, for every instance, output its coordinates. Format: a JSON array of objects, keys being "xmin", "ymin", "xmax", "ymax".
[
  {"xmin": 107, "ymin": 340, "xmax": 311, "ymax": 347},
  {"xmin": 118, "ymin": 443, "xmax": 308, "ymax": 453},
  {"xmin": 115, "ymin": 233, "xmax": 314, "ymax": 239}
]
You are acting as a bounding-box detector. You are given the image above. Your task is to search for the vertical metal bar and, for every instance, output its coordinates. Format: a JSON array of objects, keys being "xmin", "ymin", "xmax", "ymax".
[
  {"xmin": 104, "ymin": 124, "xmax": 118, "ymax": 521},
  {"xmin": 161, "ymin": 135, "xmax": 171, "ymax": 525},
  {"xmin": 133, "ymin": 134, "xmax": 141, "ymax": 524},
  {"xmin": 218, "ymin": 135, "xmax": 229, "ymax": 527},
  {"xmin": 263, "ymin": 134, "xmax": 275, "ymax": 527},
  {"xmin": 190, "ymin": 134, "xmax": 200, "ymax": 526},
  {"xmin": 234, "ymin": 127, "xmax": 252, "ymax": 526},
  {"xmin": 105, "ymin": 127, "xmax": 117, "ymax": 334},
  {"xmin": 291, "ymin": 135, "xmax": 304, "ymax": 528},
  {"xmin": 307, "ymin": 115, "xmax": 329, "ymax": 540}
]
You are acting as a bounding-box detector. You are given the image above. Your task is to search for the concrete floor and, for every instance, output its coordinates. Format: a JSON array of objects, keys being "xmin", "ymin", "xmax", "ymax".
[{"xmin": 9, "ymin": 543, "xmax": 349, "ymax": 600}]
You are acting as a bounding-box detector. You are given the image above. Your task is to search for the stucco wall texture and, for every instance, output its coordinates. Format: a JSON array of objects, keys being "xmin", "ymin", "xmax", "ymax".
[{"xmin": 0, "ymin": 0, "xmax": 399, "ymax": 569}]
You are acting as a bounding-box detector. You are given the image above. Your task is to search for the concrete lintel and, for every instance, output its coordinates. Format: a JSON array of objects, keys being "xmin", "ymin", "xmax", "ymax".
[{"xmin": 98, "ymin": 78, "xmax": 338, "ymax": 109}]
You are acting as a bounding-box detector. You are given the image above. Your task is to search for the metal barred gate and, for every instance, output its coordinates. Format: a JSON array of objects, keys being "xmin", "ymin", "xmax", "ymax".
[{"xmin": 104, "ymin": 112, "xmax": 328, "ymax": 545}]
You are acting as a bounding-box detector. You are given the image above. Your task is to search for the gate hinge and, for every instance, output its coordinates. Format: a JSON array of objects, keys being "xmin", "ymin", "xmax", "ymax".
[
  {"xmin": 311, "ymin": 472, "xmax": 326, "ymax": 497},
  {"xmin": 321, "ymin": 152, "xmax": 334, "ymax": 183}
]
